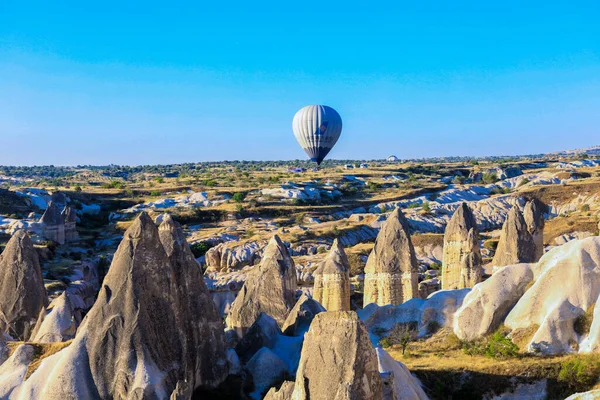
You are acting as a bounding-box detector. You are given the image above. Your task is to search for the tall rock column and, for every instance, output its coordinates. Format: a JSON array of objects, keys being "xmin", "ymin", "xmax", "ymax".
[
  {"xmin": 291, "ymin": 311, "xmax": 382, "ymax": 400},
  {"xmin": 441, "ymin": 202, "xmax": 482, "ymax": 290},
  {"xmin": 39, "ymin": 201, "xmax": 65, "ymax": 244},
  {"xmin": 0, "ymin": 230, "xmax": 47, "ymax": 341},
  {"xmin": 227, "ymin": 235, "xmax": 297, "ymax": 337},
  {"xmin": 524, "ymin": 198, "xmax": 546, "ymax": 262},
  {"xmin": 363, "ymin": 208, "xmax": 418, "ymax": 307},
  {"xmin": 491, "ymin": 206, "xmax": 536, "ymax": 267},
  {"xmin": 313, "ymin": 239, "xmax": 351, "ymax": 311},
  {"xmin": 61, "ymin": 206, "xmax": 79, "ymax": 242}
]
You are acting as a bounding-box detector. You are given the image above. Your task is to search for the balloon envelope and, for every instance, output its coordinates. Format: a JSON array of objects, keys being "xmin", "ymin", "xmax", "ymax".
[{"xmin": 292, "ymin": 105, "xmax": 342, "ymax": 165}]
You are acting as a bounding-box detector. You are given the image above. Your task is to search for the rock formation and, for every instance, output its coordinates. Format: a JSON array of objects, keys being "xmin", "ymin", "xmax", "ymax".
[
  {"xmin": 39, "ymin": 201, "xmax": 65, "ymax": 244},
  {"xmin": 30, "ymin": 292, "xmax": 77, "ymax": 343},
  {"xmin": 523, "ymin": 198, "xmax": 546, "ymax": 261},
  {"xmin": 441, "ymin": 202, "xmax": 482, "ymax": 290},
  {"xmin": 453, "ymin": 263, "xmax": 534, "ymax": 341},
  {"xmin": 235, "ymin": 313, "xmax": 281, "ymax": 363},
  {"xmin": 61, "ymin": 206, "xmax": 79, "ymax": 242},
  {"xmin": 360, "ymin": 289, "xmax": 469, "ymax": 339},
  {"xmin": 292, "ymin": 311, "xmax": 382, "ymax": 399},
  {"xmin": 13, "ymin": 212, "xmax": 228, "ymax": 398},
  {"xmin": 0, "ymin": 230, "xmax": 47, "ymax": 341},
  {"xmin": 50, "ymin": 191, "xmax": 67, "ymax": 207},
  {"xmin": 491, "ymin": 206, "xmax": 536, "ymax": 266},
  {"xmin": 227, "ymin": 235, "xmax": 297, "ymax": 337},
  {"xmin": 364, "ymin": 208, "xmax": 418, "ymax": 306},
  {"xmin": 281, "ymin": 294, "xmax": 325, "ymax": 336},
  {"xmin": 157, "ymin": 214, "xmax": 228, "ymax": 389},
  {"xmin": 246, "ymin": 347, "xmax": 288, "ymax": 398},
  {"xmin": 312, "ymin": 239, "xmax": 351, "ymax": 311},
  {"xmin": 505, "ymin": 237, "xmax": 600, "ymax": 354}
]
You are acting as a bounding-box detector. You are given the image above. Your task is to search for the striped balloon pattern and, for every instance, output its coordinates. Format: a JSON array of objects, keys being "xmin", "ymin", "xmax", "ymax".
[{"xmin": 292, "ymin": 105, "xmax": 343, "ymax": 165}]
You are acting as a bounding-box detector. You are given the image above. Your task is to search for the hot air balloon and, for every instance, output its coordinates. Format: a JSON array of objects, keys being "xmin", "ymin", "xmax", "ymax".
[{"xmin": 292, "ymin": 105, "xmax": 342, "ymax": 165}]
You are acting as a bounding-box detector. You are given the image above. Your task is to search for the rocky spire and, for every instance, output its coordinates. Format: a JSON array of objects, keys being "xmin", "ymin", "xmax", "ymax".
[
  {"xmin": 226, "ymin": 235, "xmax": 297, "ymax": 337},
  {"xmin": 39, "ymin": 201, "xmax": 65, "ymax": 244},
  {"xmin": 524, "ymin": 198, "xmax": 546, "ymax": 261},
  {"xmin": 30, "ymin": 212, "xmax": 228, "ymax": 398},
  {"xmin": 0, "ymin": 230, "xmax": 47, "ymax": 340},
  {"xmin": 61, "ymin": 206, "xmax": 79, "ymax": 242},
  {"xmin": 291, "ymin": 311, "xmax": 382, "ymax": 399},
  {"xmin": 157, "ymin": 214, "xmax": 229, "ymax": 389},
  {"xmin": 363, "ymin": 208, "xmax": 418, "ymax": 306},
  {"xmin": 441, "ymin": 203, "xmax": 482, "ymax": 290},
  {"xmin": 313, "ymin": 239, "xmax": 351, "ymax": 311},
  {"xmin": 492, "ymin": 206, "xmax": 536, "ymax": 266}
]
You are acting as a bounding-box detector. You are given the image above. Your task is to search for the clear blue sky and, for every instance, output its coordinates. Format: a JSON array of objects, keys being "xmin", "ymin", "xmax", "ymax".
[{"xmin": 1, "ymin": 1, "xmax": 599, "ymax": 166}]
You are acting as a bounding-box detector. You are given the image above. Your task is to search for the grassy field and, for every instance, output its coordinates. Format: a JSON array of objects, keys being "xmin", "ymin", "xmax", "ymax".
[{"xmin": 388, "ymin": 329, "xmax": 600, "ymax": 400}]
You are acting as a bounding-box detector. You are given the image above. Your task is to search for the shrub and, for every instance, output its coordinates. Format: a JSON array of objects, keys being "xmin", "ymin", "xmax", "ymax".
[
  {"xmin": 378, "ymin": 323, "xmax": 418, "ymax": 355},
  {"xmin": 485, "ymin": 331, "xmax": 519, "ymax": 359},
  {"xmin": 422, "ymin": 201, "xmax": 431, "ymax": 213},
  {"xmin": 103, "ymin": 180, "xmax": 124, "ymax": 189},
  {"xmin": 581, "ymin": 204, "xmax": 591, "ymax": 212},
  {"xmin": 482, "ymin": 172, "xmax": 498, "ymax": 184},
  {"xmin": 453, "ymin": 176, "xmax": 466, "ymax": 184},
  {"xmin": 462, "ymin": 329, "xmax": 519, "ymax": 359},
  {"xmin": 74, "ymin": 185, "xmax": 82, "ymax": 192},
  {"xmin": 295, "ymin": 213, "xmax": 306, "ymax": 225},
  {"xmin": 574, "ymin": 304, "xmax": 595, "ymax": 336},
  {"xmin": 407, "ymin": 202, "xmax": 420, "ymax": 209},
  {"xmin": 558, "ymin": 356, "xmax": 600, "ymax": 391},
  {"xmin": 190, "ymin": 242, "xmax": 212, "ymax": 258},
  {"xmin": 518, "ymin": 178, "xmax": 530, "ymax": 187},
  {"xmin": 150, "ymin": 190, "xmax": 160, "ymax": 197},
  {"xmin": 232, "ymin": 192, "xmax": 246, "ymax": 203},
  {"xmin": 429, "ymin": 262, "xmax": 442, "ymax": 271}
]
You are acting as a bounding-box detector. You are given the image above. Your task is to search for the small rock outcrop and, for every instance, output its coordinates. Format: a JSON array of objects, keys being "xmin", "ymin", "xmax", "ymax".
[
  {"xmin": 291, "ymin": 311, "xmax": 382, "ymax": 399},
  {"xmin": 453, "ymin": 263, "xmax": 534, "ymax": 341},
  {"xmin": 364, "ymin": 208, "xmax": 419, "ymax": 307},
  {"xmin": 61, "ymin": 206, "xmax": 79, "ymax": 242},
  {"xmin": 312, "ymin": 239, "xmax": 351, "ymax": 311},
  {"xmin": 16, "ymin": 212, "xmax": 228, "ymax": 398},
  {"xmin": 441, "ymin": 203, "xmax": 482, "ymax": 290},
  {"xmin": 246, "ymin": 347, "xmax": 288, "ymax": 399},
  {"xmin": 281, "ymin": 294, "xmax": 325, "ymax": 336},
  {"xmin": 30, "ymin": 292, "xmax": 77, "ymax": 343},
  {"xmin": 235, "ymin": 313, "xmax": 281, "ymax": 363},
  {"xmin": 227, "ymin": 235, "xmax": 297, "ymax": 337},
  {"xmin": 39, "ymin": 201, "xmax": 65, "ymax": 244},
  {"xmin": 523, "ymin": 198, "xmax": 546, "ymax": 261},
  {"xmin": 491, "ymin": 206, "xmax": 536, "ymax": 267},
  {"xmin": 0, "ymin": 230, "xmax": 47, "ymax": 341}
]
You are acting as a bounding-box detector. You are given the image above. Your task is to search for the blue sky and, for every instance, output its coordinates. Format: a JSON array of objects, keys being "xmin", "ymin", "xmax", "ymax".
[{"xmin": 1, "ymin": 1, "xmax": 599, "ymax": 166}]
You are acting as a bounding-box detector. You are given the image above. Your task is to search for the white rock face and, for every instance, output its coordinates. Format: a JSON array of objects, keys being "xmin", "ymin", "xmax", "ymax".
[
  {"xmin": 565, "ymin": 389, "xmax": 600, "ymax": 400},
  {"xmin": 505, "ymin": 237, "xmax": 600, "ymax": 354},
  {"xmin": 359, "ymin": 289, "xmax": 470, "ymax": 340},
  {"xmin": 31, "ymin": 292, "xmax": 77, "ymax": 343},
  {"xmin": 0, "ymin": 345, "xmax": 35, "ymax": 398},
  {"xmin": 375, "ymin": 348, "xmax": 429, "ymax": 400},
  {"xmin": 454, "ymin": 263, "xmax": 534, "ymax": 341}
]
